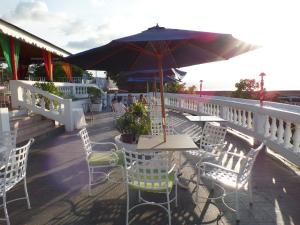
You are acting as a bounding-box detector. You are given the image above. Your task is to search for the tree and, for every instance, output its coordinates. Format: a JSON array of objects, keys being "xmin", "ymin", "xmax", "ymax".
[
  {"xmin": 232, "ymin": 79, "xmax": 259, "ymax": 99},
  {"xmin": 165, "ymin": 81, "xmax": 185, "ymax": 93},
  {"xmin": 185, "ymin": 85, "xmax": 197, "ymax": 94}
]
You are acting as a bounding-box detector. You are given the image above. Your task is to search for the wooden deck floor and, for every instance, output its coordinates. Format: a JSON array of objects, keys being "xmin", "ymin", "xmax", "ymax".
[{"xmin": 3, "ymin": 111, "xmax": 300, "ymax": 225}]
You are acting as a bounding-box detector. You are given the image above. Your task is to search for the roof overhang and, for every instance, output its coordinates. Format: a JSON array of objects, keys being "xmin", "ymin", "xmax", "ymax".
[{"xmin": 0, "ymin": 19, "xmax": 71, "ymax": 63}]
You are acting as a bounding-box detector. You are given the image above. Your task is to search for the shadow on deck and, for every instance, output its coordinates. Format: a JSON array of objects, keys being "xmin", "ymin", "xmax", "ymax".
[{"xmin": 2, "ymin": 111, "xmax": 300, "ymax": 225}]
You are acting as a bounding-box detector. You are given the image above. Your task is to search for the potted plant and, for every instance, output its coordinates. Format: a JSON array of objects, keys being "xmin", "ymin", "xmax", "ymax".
[
  {"xmin": 116, "ymin": 102, "xmax": 150, "ymax": 144},
  {"xmin": 87, "ymin": 87, "xmax": 102, "ymax": 111}
]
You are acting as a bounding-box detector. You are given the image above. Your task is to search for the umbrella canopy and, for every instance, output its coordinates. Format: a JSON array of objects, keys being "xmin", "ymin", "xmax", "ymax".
[
  {"xmin": 122, "ymin": 68, "xmax": 186, "ymax": 82},
  {"xmin": 66, "ymin": 25, "xmax": 258, "ymax": 141},
  {"xmin": 66, "ymin": 25, "xmax": 257, "ymax": 71},
  {"xmin": 127, "ymin": 76, "xmax": 176, "ymax": 83}
]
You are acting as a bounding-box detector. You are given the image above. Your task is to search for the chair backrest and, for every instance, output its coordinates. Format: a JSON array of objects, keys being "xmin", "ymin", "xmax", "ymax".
[
  {"xmin": 151, "ymin": 119, "xmax": 175, "ymax": 136},
  {"xmin": 78, "ymin": 128, "xmax": 92, "ymax": 157},
  {"xmin": 0, "ymin": 130, "xmax": 17, "ymax": 147},
  {"xmin": 123, "ymin": 148, "xmax": 171, "ymax": 191},
  {"xmin": 238, "ymin": 142, "xmax": 265, "ymax": 185},
  {"xmin": 0, "ymin": 130, "xmax": 17, "ymax": 164},
  {"xmin": 2, "ymin": 138, "xmax": 34, "ymax": 191},
  {"xmin": 200, "ymin": 123, "xmax": 227, "ymax": 151}
]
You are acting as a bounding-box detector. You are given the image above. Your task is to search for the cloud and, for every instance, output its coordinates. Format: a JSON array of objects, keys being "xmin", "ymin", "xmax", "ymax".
[
  {"xmin": 66, "ymin": 37, "xmax": 102, "ymax": 50},
  {"xmin": 89, "ymin": 0, "xmax": 106, "ymax": 7},
  {"xmin": 3, "ymin": 0, "xmax": 66, "ymax": 24}
]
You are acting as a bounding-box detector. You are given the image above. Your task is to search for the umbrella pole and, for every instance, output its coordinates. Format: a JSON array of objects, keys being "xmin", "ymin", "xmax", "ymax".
[{"xmin": 157, "ymin": 57, "xmax": 167, "ymax": 142}]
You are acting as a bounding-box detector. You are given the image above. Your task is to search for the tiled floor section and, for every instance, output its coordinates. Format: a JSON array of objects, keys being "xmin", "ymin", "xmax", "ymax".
[{"xmin": 2, "ymin": 111, "xmax": 300, "ymax": 225}]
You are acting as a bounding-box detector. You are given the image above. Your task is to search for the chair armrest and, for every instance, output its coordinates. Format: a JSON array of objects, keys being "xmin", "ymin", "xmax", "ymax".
[
  {"xmin": 90, "ymin": 141, "xmax": 118, "ymax": 151},
  {"xmin": 168, "ymin": 163, "xmax": 177, "ymax": 174},
  {"xmin": 202, "ymin": 142, "xmax": 226, "ymax": 151},
  {"xmin": 200, "ymin": 162, "xmax": 238, "ymax": 174}
]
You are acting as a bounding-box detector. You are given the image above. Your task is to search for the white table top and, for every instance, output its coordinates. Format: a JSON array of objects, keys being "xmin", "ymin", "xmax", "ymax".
[
  {"xmin": 137, "ymin": 134, "xmax": 198, "ymax": 152},
  {"xmin": 185, "ymin": 115, "xmax": 226, "ymax": 122}
]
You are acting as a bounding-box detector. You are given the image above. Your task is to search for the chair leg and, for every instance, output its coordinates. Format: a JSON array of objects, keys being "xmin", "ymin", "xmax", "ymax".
[
  {"xmin": 88, "ymin": 167, "xmax": 92, "ymax": 196},
  {"xmin": 138, "ymin": 190, "xmax": 141, "ymax": 203},
  {"xmin": 175, "ymin": 181, "xmax": 178, "ymax": 207},
  {"xmin": 24, "ymin": 177, "xmax": 31, "ymax": 209},
  {"xmin": 235, "ymin": 189, "xmax": 240, "ymax": 222},
  {"xmin": 166, "ymin": 191, "xmax": 171, "ymax": 225},
  {"xmin": 126, "ymin": 185, "xmax": 130, "ymax": 225},
  {"xmin": 3, "ymin": 194, "xmax": 10, "ymax": 225},
  {"xmin": 196, "ymin": 166, "xmax": 200, "ymax": 200},
  {"xmin": 248, "ymin": 179, "xmax": 253, "ymax": 206}
]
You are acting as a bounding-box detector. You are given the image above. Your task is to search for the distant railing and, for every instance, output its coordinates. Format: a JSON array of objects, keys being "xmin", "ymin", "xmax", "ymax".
[
  {"xmin": 28, "ymin": 75, "xmax": 94, "ymax": 84},
  {"xmin": 10, "ymin": 80, "xmax": 74, "ymax": 131},
  {"xmin": 164, "ymin": 93, "xmax": 300, "ymax": 167}
]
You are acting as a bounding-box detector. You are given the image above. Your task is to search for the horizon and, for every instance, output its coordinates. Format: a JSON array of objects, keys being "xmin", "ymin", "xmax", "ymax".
[{"xmin": 1, "ymin": 0, "xmax": 299, "ymax": 90}]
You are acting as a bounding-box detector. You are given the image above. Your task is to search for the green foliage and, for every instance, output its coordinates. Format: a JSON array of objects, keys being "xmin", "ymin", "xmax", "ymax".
[
  {"xmin": 232, "ymin": 79, "xmax": 260, "ymax": 99},
  {"xmin": 87, "ymin": 87, "xmax": 102, "ymax": 103},
  {"xmin": 116, "ymin": 103, "xmax": 150, "ymax": 141},
  {"xmin": 165, "ymin": 81, "xmax": 186, "ymax": 93},
  {"xmin": 30, "ymin": 63, "xmax": 93, "ymax": 81},
  {"xmin": 33, "ymin": 82, "xmax": 63, "ymax": 97},
  {"xmin": 33, "ymin": 82, "xmax": 64, "ymax": 109}
]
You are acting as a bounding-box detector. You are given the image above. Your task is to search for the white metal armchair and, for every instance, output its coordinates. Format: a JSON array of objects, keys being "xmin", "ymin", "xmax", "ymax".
[
  {"xmin": 0, "ymin": 138, "xmax": 34, "ymax": 225},
  {"xmin": 197, "ymin": 142, "xmax": 265, "ymax": 222},
  {"xmin": 123, "ymin": 148, "xmax": 177, "ymax": 225},
  {"xmin": 78, "ymin": 128, "xmax": 122, "ymax": 195},
  {"xmin": 187, "ymin": 122, "xmax": 227, "ymax": 163}
]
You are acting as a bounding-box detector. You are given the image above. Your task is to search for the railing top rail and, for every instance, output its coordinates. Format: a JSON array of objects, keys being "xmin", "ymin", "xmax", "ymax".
[
  {"xmin": 164, "ymin": 93, "xmax": 300, "ymax": 123},
  {"xmin": 10, "ymin": 80, "xmax": 67, "ymax": 102}
]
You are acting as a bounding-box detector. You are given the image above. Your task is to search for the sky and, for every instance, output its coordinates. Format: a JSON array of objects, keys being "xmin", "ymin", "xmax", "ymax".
[{"xmin": 1, "ymin": 0, "xmax": 300, "ymax": 90}]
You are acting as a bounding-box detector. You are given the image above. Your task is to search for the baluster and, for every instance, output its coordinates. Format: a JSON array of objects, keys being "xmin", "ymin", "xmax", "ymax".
[
  {"xmin": 238, "ymin": 109, "xmax": 242, "ymax": 125},
  {"xmin": 277, "ymin": 119, "xmax": 284, "ymax": 144},
  {"xmin": 40, "ymin": 98, "xmax": 45, "ymax": 109},
  {"xmin": 292, "ymin": 124, "xmax": 300, "ymax": 152},
  {"xmin": 284, "ymin": 122, "xmax": 292, "ymax": 148},
  {"xmin": 233, "ymin": 108, "xmax": 237, "ymax": 124},
  {"xmin": 31, "ymin": 93, "xmax": 36, "ymax": 106},
  {"xmin": 264, "ymin": 116, "xmax": 270, "ymax": 137},
  {"xmin": 247, "ymin": 111, "xmax": 252, "ymax": 129},
  {"xmin": 242, "ymin": 110, "xmax": 246, "ymax": 127},
  {"xmin": 58, "ymin": 104, "xmax": 62, "ymax": 114},
  {"xmin": 270, "ymin": 117, "xmax": 277, "ymax": 140},
  {"xmin": 49, "ymin": 101, "xmax": 54, "ymax": 111}
]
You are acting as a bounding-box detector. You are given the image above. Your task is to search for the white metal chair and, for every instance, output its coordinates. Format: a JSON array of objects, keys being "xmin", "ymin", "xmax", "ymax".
[
  {"xmin": 197, "ymin": 142, "xmax": 265, "ymax": 222},
  {"xmin": 78, "ymin": 128, "xmax": 122, "ymax": 195},
  {"xmin": 0, "ymin": 138, "xmax": 34, "ymax": 225},
  {"xmin": 123, "ymin": 148, "xmax": 177, "ymax": 225},
  {"xmin": 187, "ymin": 122, "xmax": 227, "ymax": 162}
]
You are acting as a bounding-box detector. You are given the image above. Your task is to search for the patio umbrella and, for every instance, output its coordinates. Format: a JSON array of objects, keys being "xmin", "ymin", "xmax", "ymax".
[
  {"xmin": 122, "ymin": 68, "xmax": 185, "ymax": 92},
  {"xmin": 66, "ymin": 25, "xmax": 258, "ymax": 141}
]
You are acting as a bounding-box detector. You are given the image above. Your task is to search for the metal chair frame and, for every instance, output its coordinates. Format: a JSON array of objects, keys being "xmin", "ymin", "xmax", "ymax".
[
  {"xmin": 123, "ymin": 148, "xmax": 177, "ymax": 225},
  {"xmin": 197, "ymin": 142, "xmax": 265, "ymax": 222},
  {"xmin": 0, "ymin": 138, "xmax": 34, "ymax": 225},
  {"xmin": 78, "ymin": 128, "xmax": 120, "ymax": 195}
]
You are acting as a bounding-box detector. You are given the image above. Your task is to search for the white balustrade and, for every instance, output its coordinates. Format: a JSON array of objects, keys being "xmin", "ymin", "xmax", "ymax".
[
  {"xmin": 163, "ymin": 93, "xmax": 300, "ymax": 167},
  {"xmin": 10, "ymin": 80, "xmax": 74, "ymax": 132}
]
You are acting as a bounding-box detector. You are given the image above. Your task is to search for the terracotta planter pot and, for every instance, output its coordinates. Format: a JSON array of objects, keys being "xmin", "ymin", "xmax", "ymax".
[{"xmin": 121, "ymin": 133, "xmax": 134, "ymax": 144}]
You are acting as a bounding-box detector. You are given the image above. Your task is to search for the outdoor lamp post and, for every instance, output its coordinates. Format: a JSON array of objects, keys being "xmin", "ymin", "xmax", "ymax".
[
  {"xmin": 259, "ymin": 72, "xmax": 266, "ymax": 106},
  {"xmin": 199, "ymin": 80, "xmax": 203, "ymax": 97}
]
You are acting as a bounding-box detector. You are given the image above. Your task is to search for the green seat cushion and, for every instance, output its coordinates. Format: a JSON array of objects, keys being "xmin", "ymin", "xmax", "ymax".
[
  {"xmin": 129, "ymin": 172, "xmax": 175, "ymax": 192},
  {"xmin": 115, "ymin": 150, "xmax": 125, "ymax": 166},
  {"xmin": 88, "ymin": 151, "xmax": 118, "ymax": 166}
]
